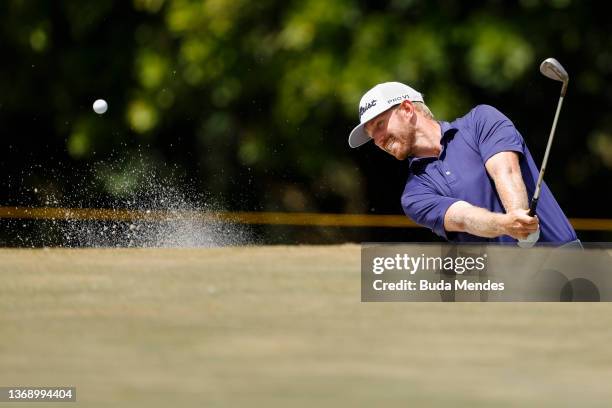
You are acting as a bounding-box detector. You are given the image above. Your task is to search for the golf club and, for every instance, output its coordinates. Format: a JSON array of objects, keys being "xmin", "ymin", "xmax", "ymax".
[
  {"xmin": 518, "ymin": 58, "xmax": 569, "ymax": 248},
  {"xmin": 529, "ymin": 57, "xmax": 569, "ymax": 216}
]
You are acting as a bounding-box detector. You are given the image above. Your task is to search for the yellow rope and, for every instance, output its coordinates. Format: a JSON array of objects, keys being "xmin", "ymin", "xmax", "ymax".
[{"xmin": 0, "ymin": 206, "xmax": 610, "ymax": 230}]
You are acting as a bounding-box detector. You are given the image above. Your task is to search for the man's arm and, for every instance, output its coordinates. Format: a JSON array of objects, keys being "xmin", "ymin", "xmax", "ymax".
[
  {"xmin": 402, "ymin": 150, "xmax": 537, "ymax": 240},
  {"xmin": 443, "ymin": 151, "xmax": 538, "ymax": 240},
  {"xmin": 444, "ymin": 201, "xmax": 538, "ymax": 240},
  {"xmin": 485, "ymin": 151, "xmax": 529, "ymax": 212}
]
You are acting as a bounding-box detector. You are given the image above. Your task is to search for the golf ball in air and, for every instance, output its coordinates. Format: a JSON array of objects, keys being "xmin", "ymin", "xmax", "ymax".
[{"xmin": 93, "ymin": 99, "xmax": 108, "ymax": 114}]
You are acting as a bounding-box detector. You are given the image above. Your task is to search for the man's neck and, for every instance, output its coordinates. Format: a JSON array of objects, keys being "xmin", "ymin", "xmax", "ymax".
[{"xmin": 413, "ymin": 118, "xmax": 442, "ymax": 158}]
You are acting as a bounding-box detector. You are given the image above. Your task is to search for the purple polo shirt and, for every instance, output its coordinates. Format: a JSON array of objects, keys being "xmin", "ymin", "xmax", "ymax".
[{"xmin": 401, "ymin": 104, "xmax": 577, "ymax": 244}]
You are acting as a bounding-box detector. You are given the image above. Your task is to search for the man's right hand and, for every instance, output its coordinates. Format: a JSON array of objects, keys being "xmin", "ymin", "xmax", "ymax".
[
  {"xmin": 501, "ymin": 209, "xmax": 539, "ymax": 240},
  {"xmin": 445, "ymin": 201, "xmax": 540, "ymax": 240}
]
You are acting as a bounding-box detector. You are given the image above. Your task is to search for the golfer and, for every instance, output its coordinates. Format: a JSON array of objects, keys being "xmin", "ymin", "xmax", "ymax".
[{"xmin": 349, "ymin": 82, "xmax": 578, "ymax": 244}]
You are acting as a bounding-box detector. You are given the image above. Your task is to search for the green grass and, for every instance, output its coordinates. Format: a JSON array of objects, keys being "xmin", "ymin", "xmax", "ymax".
[{"xmin": 1, "ymin": 245, "xmax": 612, "ymax": 407}]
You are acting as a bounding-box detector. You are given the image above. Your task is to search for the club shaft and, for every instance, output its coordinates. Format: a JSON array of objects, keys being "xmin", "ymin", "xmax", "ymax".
[{"xmin": 529, "ymin": 95, "xmax": 565, "ymax": 216}]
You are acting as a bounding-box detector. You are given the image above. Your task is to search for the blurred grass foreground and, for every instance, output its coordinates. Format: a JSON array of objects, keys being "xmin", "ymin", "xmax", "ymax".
[{"xmin": 3, "ymin": 245, "xmax": 612, "ymax": 406}]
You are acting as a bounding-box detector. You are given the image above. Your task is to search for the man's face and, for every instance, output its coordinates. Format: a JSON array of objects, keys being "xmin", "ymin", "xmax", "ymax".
[{"xmin": 364, "ymin": 102, "xmax": 415, "ymax": 160}]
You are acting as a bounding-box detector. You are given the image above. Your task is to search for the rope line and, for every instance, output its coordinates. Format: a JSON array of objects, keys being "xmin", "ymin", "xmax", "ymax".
[{"xmin": 0, "ymin": 206, "xmax": 610, "ymax": 231}]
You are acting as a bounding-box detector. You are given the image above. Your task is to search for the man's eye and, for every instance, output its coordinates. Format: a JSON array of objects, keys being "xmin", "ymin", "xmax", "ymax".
[{"xmin": 377, "ymin": 120, "xmax": 383, "ymax": 129}]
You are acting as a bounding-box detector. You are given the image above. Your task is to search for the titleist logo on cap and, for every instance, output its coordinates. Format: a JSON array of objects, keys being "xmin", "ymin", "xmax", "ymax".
[{"xmin": 359, "ymin": 99, "xmax": 377, "ymax": 117}]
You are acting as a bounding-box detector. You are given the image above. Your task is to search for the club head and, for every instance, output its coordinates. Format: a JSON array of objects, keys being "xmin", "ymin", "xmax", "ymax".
[{"xmin": 540, "ymin": 58, "xmax": 569, "ymax": 95}]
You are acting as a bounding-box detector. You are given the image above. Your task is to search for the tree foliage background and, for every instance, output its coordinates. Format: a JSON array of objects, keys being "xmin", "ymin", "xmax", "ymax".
[{"xmin": 1, "ymin": 0, "xmax": 611, "ymax": 242}]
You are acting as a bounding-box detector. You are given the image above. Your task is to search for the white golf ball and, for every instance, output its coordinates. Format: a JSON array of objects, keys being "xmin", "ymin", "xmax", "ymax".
[{"xmin": 93, "ymin": 99, "xmax": 108, "ymax": 114}]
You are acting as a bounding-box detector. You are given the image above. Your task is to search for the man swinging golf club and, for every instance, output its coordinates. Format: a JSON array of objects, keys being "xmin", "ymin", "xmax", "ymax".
[{"xmin": 349, "ymin": 58, "xmax": 579, "ymax": 246}]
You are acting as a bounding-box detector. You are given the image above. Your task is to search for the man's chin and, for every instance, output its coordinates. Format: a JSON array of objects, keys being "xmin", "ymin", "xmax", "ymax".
[{"xmin": 381, "ymin": 145, "xmax": 409, "ymax": 160}]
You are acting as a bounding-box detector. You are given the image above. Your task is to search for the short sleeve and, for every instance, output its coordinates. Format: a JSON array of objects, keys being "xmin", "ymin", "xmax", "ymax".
[
  {"xmin": 401, "ymin": 175, "xmax": 460, "ymax": 239},
  {"xmin": 472, "ymin": 105, "xmax": 525, "ymax": 163}
]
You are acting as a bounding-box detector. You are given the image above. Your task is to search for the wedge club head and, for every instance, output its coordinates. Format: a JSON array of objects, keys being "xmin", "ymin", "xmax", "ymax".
[{"xmin": 540, "ymin": 58, "xmax": 569, "ymax": 96}]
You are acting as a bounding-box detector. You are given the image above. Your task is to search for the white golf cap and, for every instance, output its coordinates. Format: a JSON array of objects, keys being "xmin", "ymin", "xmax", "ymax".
[{"xmin": 348, "ymin": 82, "xmax": 424, "ymax": 148}]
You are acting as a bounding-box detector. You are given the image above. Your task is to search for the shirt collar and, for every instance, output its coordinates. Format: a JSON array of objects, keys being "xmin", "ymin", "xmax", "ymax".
[{"xmin": 439, "ymin": 121, "xmax": 454, "ymax": 138}]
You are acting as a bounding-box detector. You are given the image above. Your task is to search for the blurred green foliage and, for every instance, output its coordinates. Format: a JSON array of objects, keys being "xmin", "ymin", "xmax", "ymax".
[{"xmin": 0, "ymin": 0, "xmax": 611, "ymax": 223}]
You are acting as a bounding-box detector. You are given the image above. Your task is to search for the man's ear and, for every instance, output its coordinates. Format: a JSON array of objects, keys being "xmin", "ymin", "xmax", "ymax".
[{"xmin": 399, "ymin": 100, "xmax": 414, "ymax": 116}]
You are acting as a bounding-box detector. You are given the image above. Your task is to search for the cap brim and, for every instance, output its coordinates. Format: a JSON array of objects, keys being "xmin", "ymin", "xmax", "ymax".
[{"xmin": 348, "ymin": 123, "xmax": 372, "ymax": 148}]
